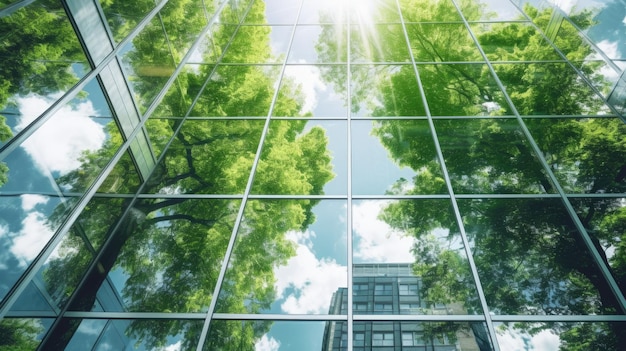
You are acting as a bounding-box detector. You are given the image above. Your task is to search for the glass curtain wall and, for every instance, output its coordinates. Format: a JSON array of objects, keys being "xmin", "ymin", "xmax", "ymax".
[{"xmin": 1, "ymin": 0, "xmax": 625, "ymax": 350}]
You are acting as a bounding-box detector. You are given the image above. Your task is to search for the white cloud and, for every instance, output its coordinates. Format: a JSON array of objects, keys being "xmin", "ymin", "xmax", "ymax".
[
  {"xmin": 586, "ymin": 40, "xmax": 622, "ymax": 84},
  {"xmin": 17, "ymin": 95, "xmax": 106, "ymax": 175},
  {"xmin": 284, "ymin": 64, "xmax": 326, "ymax": 114},
  {"xmin": 352, "ymin": 200, "xmax": 414, "ymax": 263},
  {"xmin": 274, "ymin": 229, "xmax": 346, "ymax": 314},
  {"xmin": 255, "ymin": 334, "xmax": 280, "ymax": 351},
  {"xmin": 158, "ymin": 340, "xmax": 182, "ymax": 351},
  {"xmin": 10, "ymin": 212, "xmax": 54, "ymax": 267},
  {"xmin": 0, "ymin": 224, "xmax": 10, "ymax": 270},
  {"xmin": 496, "ymin": 327, "xmax": 560, "ymax": 351},
  {"xmin": 20, "ymin": 194, "xmax": 49, "ymax": 211},
  {"xmin": 548, "ymin": 0, "xmax": 577, "ymax": 13}
]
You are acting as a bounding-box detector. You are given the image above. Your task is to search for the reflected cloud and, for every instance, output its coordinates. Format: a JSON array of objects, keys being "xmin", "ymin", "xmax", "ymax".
[
  {"xmin": 17, "ymin": 95, "xmax": 106, "ymax": 175},
  {"xmin": 496, "ymin": 326, "xmax": 560, "ymax": 351},
  {"xmin": 255, "ymin": 334, "xmax": 280, "ymax": 351},
  {"xmin": 274, "ymin": 229, "xmax": 346, "ymax": 314},
  {"xmin": 353, "ymin": 200, "xmax": 414, "ymax": 263},
  {"xmin": 21, "ymin": 194, "xmax": 49, "ymax": 211},
  {"xmin": 283, "ymin": 64, "xmax": 327, "ymax": 114},
  {"xmin": 11, "ymin": 211, "xmax": 54, "ymax": 267}
]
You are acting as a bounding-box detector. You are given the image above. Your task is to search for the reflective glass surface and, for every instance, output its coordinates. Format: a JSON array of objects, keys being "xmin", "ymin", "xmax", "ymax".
[
  {"xmin": 436, "ymin": 118, "xmax": 553, "ymax": 194},
  {"xmin": 353, "ymin": 322, "xmax": 494, "ymax": 350},
  {"xmin": 459, "ymin": 198, "xmax": 622, "ymax": 315},
  {"xmin": 275, "ymin": 65, "xmax": 348, "ymax": 117},
  {"xmin": 0, "ymin": 194, "xmax": 74, "ymax": 303},
  {"xmin": 189, "ymin": 64, "xmax": 281, "ymax": 117},
  {"xmin": 0, "ymin": 318, "xmax": 53, "ymax": 350},
  {"xmin": 352, "ymin": 120, "xmax": 445, "ymax": 195},
  {"xmin": 252, "ymin": 120, "xmax": 346, "ymax": 195},
  {"xmin": 216, "ymin": 200, "xmax": 347, "ymax": 314},
  {"xmin": 62, "ymin": 318, "xmax": 202, "ymax": 351},
  {"xmin": 571, "ymin": 197, "xmax": 626, "ymax": 292},
  {"xmin": 143, "ymin": 119, "xmax": 264, "ymax": 195},
  {"xmin": 119, "ymin": 10, "xmax": 176, "ymax": 114},
  {"xmin": 524, "ymin": 117, "xmax": 626, "ymax": 194},
  {"xmin": 495, "ymin": 322, "xmax": 626, "ymax": 351},
  {"xmin": 204, "ymin": 320, "xmax": 330, "ymax": 351},
  {"xmin": 495, "ymin": 62, "xmax": 611, "ymax": 115},
  {"xmin": 4, "ymin": 0, "xmax": 626, "ymax": 350},
  {"xmin": 351, "ymin": 65, "xmax": 426, "ymax": 117},
  {"xmin": 0, "ymin": 0, "xmax": 89, "ymax": 147},
  {"xmin": 421, "ymin": 64, "xmax": 505, "ymax": 116},
  {"xmin": 352, "ymin": 199, "xmax": 482, "ymax": 314},
  {"xmin": 71, "ymin": 198, "xmax": 239, "ymax": 313},
  {"xmin": 1, "ymin": 80, "xmax": 122, "ymax": 195}
]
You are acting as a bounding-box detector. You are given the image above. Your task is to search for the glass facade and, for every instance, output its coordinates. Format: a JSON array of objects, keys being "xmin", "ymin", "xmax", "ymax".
[{"xmin": 1, "ymin": 0, "xmax": 625, "ymax": 350}]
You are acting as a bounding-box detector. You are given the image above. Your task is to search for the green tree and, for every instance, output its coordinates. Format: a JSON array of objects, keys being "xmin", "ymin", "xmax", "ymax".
[
  {"xmin": 316, "ymin": 0, "xmax": 626, "ymax": 348},
  {"xmin": 0, "ymin": 319, "xmax": 43, "ymax": 351},
  {"xmin": 34, "ymin": 1, "xmax": 335, "ymax": 350}
]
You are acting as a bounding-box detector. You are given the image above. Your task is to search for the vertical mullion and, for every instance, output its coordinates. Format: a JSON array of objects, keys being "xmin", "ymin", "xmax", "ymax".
[
  {"xmin": 346, "ymin": 1, "xmax": 354, "ymax": 349},
  {"xmin": 394, "ymin": 0, "xmax": 501, "ymax": 350},
  {"xmin": 194, "ymin": 0, "xmax": 305, "ymax": 349}
]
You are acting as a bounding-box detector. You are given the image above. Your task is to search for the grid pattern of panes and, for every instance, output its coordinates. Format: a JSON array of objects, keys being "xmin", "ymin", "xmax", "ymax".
[{"xmin": 1, "ymin": 0, "xmax": 626, "ymax": 350}]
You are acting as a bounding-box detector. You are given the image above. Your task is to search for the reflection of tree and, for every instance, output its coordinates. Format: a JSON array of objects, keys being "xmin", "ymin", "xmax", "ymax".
[
  {"xmin": 0, "ymin": 319, "xmax": 43, "ymax": 351},
  {"xmin": 36, "ymin": 1, "xmax": 334, "ymax": 350},
  {"xmin": 315, "ymin": 0, "xmax": 626, "ymax": 348},
  {"xmin": 0, "ymin": 0, "xmax": 87, "ymax": 186}
]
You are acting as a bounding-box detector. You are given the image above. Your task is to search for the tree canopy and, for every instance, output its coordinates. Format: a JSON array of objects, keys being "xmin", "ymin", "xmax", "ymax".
[{"xmin": 30, "ymin": 0, "xmax": 335, "ymax": 350}]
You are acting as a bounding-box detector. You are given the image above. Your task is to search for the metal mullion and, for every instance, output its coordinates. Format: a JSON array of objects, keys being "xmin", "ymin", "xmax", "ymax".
[
  {"xmin": 396, "ymin": 1, "xmax": 502, "ymax": 350},
  {"xmin": 0, "ymin": 0, "xmax": 170, "ymax": 159},
  {"xmin": 353, "ymin": 314, "xmax": 484, "ymax": 322},
  {"xmin": 346, "ymin": 0, "xmax": 354, "ymax": 349},
  {"xmin": 194, "ymin": 1, "xmax": 305, "ymax": 349},
  {"xmin": 456, "ymin": 0, "xmax": 626, "ymax": 314},
  {"xmin": 493, "ymin": 315, "xmax": 626, "ymax": 323},
  {"xmin": 212, "ymin": 313, "xmax": 348, "ymax": 321},
  {"xmin": 63, "ymin": 311, "xmax": 207, "ymax": 320}
]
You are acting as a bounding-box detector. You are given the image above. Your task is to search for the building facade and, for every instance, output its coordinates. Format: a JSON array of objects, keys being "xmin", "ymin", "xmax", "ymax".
[{"xmin": 1, "ymin": 0, "xmax": 626, "ymax": 350}]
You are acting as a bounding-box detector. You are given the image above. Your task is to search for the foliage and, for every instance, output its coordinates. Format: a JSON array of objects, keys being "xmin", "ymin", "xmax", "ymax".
[{"xmin": 34, "ymin": 0, "xmax": 335, "ymax": 350}]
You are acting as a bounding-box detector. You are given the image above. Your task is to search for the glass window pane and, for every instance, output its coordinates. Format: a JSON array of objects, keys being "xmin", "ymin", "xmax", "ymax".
[
  {"xmin": 142, "ymin": 119, "xmax": 264, "ymax": 195},
  {"xmin": 60, "ymin": 318, "xmax": 202, "ymax": 351},
  {"xmin": 352, "ymin": 119, "xmax": 446, "ymax": 195},
  {"xmin": 459, "ymin": 198, "xmax": 622, "ymax": 315},
  {"xmin": 251, "ymin": 120, "xmax": 345, "ymax": 195},
  {"xmin": 524, "ymin": 117, "xmax": 626, "ymax": 194},
  {"xmin": 495, "ymin": 322, "xmax": 626, "ymax": 351},
  {"xmin": 204, "ymin": 320, "xmax": 331, "ymax": 351},
  {"xmin": 216, "ymin": 199, "xmax": 347, "ymax": 314},
  {"xmin": 352, "ymin": 199, "xmax": 483, "ymax": 315},
  {"xmin": 0, "ymin": 1, "xmax": 89, "ymax": 147},
  {"xmin": 436, "ymin": 118, "xmax": 554, "ymax": 194},
  {"xmin": 68, "ymin": 198, "xmax": 239, "ymax": 313}
]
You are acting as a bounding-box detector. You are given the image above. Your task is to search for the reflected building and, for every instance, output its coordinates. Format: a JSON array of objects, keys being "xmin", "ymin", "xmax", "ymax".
[
  {"xmin": 1, "ymin": 0, "xmax": 626, "ymax": 350},
  {"xmin": 323, "ymin": 264, "xmax": 489, "ymax": 351}
]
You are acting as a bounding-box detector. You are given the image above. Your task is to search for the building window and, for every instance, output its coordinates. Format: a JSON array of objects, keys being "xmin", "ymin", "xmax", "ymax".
[
  {"xmin": 353, "ymin": 283, "xmax": 368, "ymax": 295},
  {"xmin": 402, "ymin": 332, "xmax": 424, "ymax": 346},
  {"xmin": 374, "ymin": 303, "xmax": 392, "ymax": 312},
  {"xmin": 399, "ymin": 303, "xmax": 421, "ymax": 314},
  {"xmin": 372, "ymin": 332, "xmax": 394, "ymax": 346},
  {"xmin": 354, "ymin": 332, "xmax": 365, "ymax": 347},
  {"xmin": 354, "ymin": 303, "xmax": 368, "ymax": 312},
  {"xmin": 399, "ymin": 283, "xmax": 419, "ymax": 296},
  {"xmin": 374, "ymin": 284, "xmax": 392, "ymax": 295}
]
